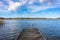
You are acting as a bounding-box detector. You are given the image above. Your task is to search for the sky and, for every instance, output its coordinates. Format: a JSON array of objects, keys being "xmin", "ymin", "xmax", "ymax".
[{"xmin": 0, "ymin": 0, "xmax": 60, "ymax": 18}]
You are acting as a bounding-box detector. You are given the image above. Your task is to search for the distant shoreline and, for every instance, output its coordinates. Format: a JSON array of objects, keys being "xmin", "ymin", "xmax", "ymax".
[{"xmin": 0, "ymin": 18, "xmax": 60, "ymax": 20}]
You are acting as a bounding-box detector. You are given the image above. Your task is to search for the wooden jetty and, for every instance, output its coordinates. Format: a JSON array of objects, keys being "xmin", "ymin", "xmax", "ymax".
[{"xmin": 17, "ymin": 28, "xmax": 46, "ymax": 40}]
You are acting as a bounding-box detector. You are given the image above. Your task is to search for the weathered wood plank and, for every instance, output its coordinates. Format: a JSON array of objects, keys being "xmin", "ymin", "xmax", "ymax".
[{"xmin": 17, "ymin": 28, "xmax": 46, "ymax": 40}]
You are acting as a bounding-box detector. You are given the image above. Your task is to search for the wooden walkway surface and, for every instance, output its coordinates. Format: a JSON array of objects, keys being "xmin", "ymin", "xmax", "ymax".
[{"xmin": 17, "ymin": 28, "xmax": 46, "ymax": 40}]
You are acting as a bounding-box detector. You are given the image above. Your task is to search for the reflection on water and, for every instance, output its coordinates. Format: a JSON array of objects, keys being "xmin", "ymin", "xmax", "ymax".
[
  {"xmin": 0, "ymin": 20, "xmax": 60, "ymax": 40},
  {"xmin": 0, "ymin": 21, "xmax": 4, "ymax": 27},
  {"xmin": 0, "ymin": 20, "xmax": 23, "ymax": 40}
]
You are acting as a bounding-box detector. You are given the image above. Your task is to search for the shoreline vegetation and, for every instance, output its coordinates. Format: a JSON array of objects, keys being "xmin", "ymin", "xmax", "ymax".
[{"xmin": 0, "ymin": 17, "xmax": 60, "ymax": 20}]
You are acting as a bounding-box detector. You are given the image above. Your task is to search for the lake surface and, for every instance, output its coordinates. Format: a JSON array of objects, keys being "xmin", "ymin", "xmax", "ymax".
[{"xmin": 0, "ymin": 19, "xmax": 60, "ymax": 40}]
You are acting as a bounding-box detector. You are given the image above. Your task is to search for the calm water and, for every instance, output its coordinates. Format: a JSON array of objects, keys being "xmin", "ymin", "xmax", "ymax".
[{"xmin": 0, "ymin": 20, "xmax": 60, "ymax": 40}]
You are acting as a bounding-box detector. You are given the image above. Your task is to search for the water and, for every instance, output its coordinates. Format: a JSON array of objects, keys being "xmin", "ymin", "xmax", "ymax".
[{"xmin": 0, "ymin": 19, "xmax": 60, "ymax": 40}]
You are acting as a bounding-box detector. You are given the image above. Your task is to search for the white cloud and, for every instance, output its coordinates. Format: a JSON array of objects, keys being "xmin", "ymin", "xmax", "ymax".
[
  {"xmin": 27, "ymin": 0, "xmax": 60, "ymax": 12},
  {"xmin": 6, "ymin": 0, "xmax": 12, "ymax": 2},
  {"xmin": 39, "ymin": 0, "xmax": 45, "ymax": 3},
  {"xmin": 0, "ymin": 1, "xmax": 9, "ymax": 12},
  {"xmin": 19, "ymin": 0, "xmax": 28, "ymax": 4},
  {"xmin": 0, "ymin": 0, "xmax": 28, "ymax": 12},
  {"xmin": 7, "ymin": 0, "xmax": 21, "ymax": 11},
  {"xmin": 7, "ymin": 0, "xmax": 28, "ymax": 11},
  {"xmin": 8, "ymin": 2, "xmax": 20, "ymax": 11},
  {"xmin": 0, "ymin": 0, "xmax": 60, "ymax": 12},
  {"xmin": 0, "ymin": 1, "xmax": 3, "ymax": 6},
  {"xmin": 28, "ymin": 0, "xmax": 34, "ymax": 4},
  {"xmin": 28, "ymin": 5, "xmax": 54, "ymax": 12}
]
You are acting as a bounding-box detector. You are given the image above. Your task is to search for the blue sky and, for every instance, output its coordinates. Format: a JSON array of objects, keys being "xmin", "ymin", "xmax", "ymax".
[{"xmin": 0, "ymin": 0, "xmax": 60, "ymax": 18}]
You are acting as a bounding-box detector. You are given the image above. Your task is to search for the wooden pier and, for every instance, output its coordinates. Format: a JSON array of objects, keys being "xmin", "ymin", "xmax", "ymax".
[{"xmin": 17, "ymin": 28, "xmax": 46, "ymax": 40}]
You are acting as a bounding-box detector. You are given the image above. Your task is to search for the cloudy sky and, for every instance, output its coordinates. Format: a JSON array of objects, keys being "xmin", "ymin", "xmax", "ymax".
[{"xmin": 0, "ymin": 0, "xmax": 60, "ymax": 18}]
